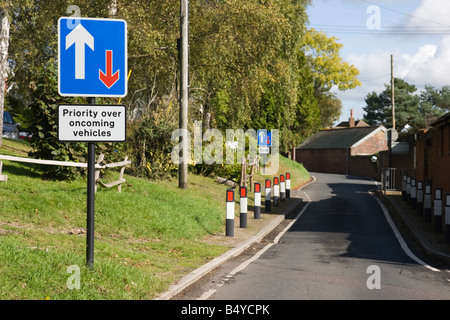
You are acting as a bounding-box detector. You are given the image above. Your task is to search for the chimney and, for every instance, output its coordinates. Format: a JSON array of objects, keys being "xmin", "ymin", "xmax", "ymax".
[{"xmin": 349, "ymin": 109, "xmax": 355, "ymax": 127}]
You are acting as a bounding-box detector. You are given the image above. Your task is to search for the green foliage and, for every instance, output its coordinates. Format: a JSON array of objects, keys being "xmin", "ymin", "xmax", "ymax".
[
  {"xmin": 189, "ymin": 0, "xmax": 311, "ymax": 132},
  {"xmin": 189, "ymin": 138, "xmax": 242, "ymax": 182},
  {"xmin": 294, "ymin": 53, "xmax": 320, "ymax": 142},
  {"xmin": 363, "ymin": 78, "xmax": 446, "ymax": 133},
  {"xmin": 27, "ymin": 60, "xmax": 86, "ymax": 180},
  {"xmin": 126, "ymin": 116, "xmax": 178, "ymax": 179},
  {"xmin": 5, "ymin": 0, "xmax": 361, "ymax": 179},
  {"xmin": 302, "ymin": 28, "xmax": 361, "ymax": 91},
  {"xmin": 214, "ymin": 88, "xmax": 231, "ymax": 129},
  {"xmin": 27, "ymin": 59, "xmax": 125, "ymax": 180},
  {"xmin": 301, "ymin": 28, "xmax": 361, "ymax": 129}
]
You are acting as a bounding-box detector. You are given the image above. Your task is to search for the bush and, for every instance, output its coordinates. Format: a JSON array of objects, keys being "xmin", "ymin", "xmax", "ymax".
[
  {"xmin": 126, "ymin": 116, "xmax": 178, "ymax": 179},
  {"xmin": 27, "ymin": 59, "xmax": 125, "ymax": 180}
]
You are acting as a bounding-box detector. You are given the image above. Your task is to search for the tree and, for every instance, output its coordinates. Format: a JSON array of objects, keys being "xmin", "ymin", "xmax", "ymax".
[
  {"xmin": 363, "ymin": 78, "xmax": 446, "ymax": 133},
  {"xmin": 302, "ymin": 28, "xmax": 361, "ymax": 92},
  {"xmin": 363, "ymin": 91, "xmax": 390, "ymax": 126},
  {"xmin": 189, "ymin": 0, "xmax": 310, "ymax": 130},
  {"xmin": 316, "ymin": 91, "xmax": 342, "ymax": 128},
  {"xmin": 419, "ymin": 85, "xmax": 449, "ymax": 128},
  {"xmin": 4, "ymin": 0, "xmax": 360, "ymax": 177},
  {"xmin": 294, "ymin": 53, "xmax": 320, "ymax": 141},
  {"xmin": 301, "ymin": 28, "xmax": 361, "ymax": 128},
  {"xmin": 421, "ymin": 85, "xmax": 450, "ymax": 112},
  {"xmin": 0, "ymin": 6, "xmax": 9, "ymax": 147}
]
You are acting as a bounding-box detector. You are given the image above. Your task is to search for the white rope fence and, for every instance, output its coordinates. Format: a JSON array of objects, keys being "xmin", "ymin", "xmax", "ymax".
[{"xmin": 0, "ymin": 153, "xmax": 131, "ymax": 192}]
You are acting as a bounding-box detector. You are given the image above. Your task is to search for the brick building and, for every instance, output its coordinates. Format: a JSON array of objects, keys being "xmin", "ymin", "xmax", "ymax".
[
  {"xmin": 429, "ymin": 113, "xmax": 450, "ymax": 199},
  {"xmin": 389, "ymin": 112, "xmax": 450, "ymax": 208},
  {"xmin": 379, "ymin": 113, "xmax": 450, "ymax": 228},
  {"xmin": 294, "ymin": 112, "xmax": 388, "ymax": 179}
]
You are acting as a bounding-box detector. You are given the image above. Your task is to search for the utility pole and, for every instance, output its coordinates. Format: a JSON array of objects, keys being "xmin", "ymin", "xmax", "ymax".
[
  {"xmin": 391, "ymin": 54, "xmax": 395, "ymax": 130},
  {"xmin": 179, "ymin": 0, "xmax": 189, "ymax": 189}
]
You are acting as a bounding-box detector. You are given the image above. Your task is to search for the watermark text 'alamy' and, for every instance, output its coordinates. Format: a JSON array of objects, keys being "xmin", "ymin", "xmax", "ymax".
[{"xmin": 171, "ymin": 121, "xmax": 279, "ymax": 175}]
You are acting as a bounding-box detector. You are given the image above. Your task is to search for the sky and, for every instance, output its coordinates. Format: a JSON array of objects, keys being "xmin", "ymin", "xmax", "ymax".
[{"xmin": 307, "ymin": 0, "xmax": 450, "ymax": 125}]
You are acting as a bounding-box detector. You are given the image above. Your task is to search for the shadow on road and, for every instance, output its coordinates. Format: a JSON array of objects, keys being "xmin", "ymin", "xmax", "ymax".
[{"xmin": 286, "ymin": 174, "xmax": 418, "ymax": 266}]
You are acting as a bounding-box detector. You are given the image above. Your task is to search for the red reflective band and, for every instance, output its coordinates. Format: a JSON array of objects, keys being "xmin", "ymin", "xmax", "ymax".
[
  {"xmin": 240, "ymin": 187, "xmax": 247, "ymax": 198},
  {"xmin": 265, "ymin": 180, "xmax": 271, "ymax": 188},
  {"xmin": 286, "ymin": 173, "xmax": 290, "ymax": 179},
  {"xmin": 280, "ymin": 175, "xmax": 285, "ymax": 182},
  {"xmin": 255, "ymin": 183, "xmax": 261, "ymax": 193},
  {"xmin": 274, "ymin": 177, "xmax": 279, "ymax": 185},
  {"xmin": 226, "ymin": 190, "xmax": 234, "ymax": 202}
]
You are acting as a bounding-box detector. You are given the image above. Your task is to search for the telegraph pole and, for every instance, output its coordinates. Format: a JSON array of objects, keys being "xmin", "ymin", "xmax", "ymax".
[
  {"xmin": 391, "ymin": 54, "xmax": 395, "ymax": 130},
  {"xmin": 179, "ymin": 0, "xmax": 189, "ymax": 189}
]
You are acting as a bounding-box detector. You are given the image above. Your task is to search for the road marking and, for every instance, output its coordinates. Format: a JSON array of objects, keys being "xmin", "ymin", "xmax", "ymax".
[
  {"xmin": 198, "ymin": 201, "xmax": 313, "ymax": 301},
  {"xmin": 197, "ymin": 289, "xmax": 216, "ymax": 300},
  {"xmin": 373, "ymin": 195, "xmax": 441, "ymax": 273}
]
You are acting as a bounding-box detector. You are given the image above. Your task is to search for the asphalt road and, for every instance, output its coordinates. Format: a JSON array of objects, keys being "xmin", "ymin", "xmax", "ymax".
[{"xmin": 179, "ymin": 172, "xmax": 450, "ymax": 300}]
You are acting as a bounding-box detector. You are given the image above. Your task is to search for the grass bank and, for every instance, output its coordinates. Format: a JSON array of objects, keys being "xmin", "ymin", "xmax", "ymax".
[{"xmin": 0, "ymin": 139, "xmax": 310, "ymax": 299}]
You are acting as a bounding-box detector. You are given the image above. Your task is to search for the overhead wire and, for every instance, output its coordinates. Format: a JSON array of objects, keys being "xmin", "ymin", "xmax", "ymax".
[
  {"xmin": 310, "ymin": 0, "xmax": 450, "ymax": 36},
  {"xmin": 359, "ymin": 0, "xmax": 450, "ymax": 28}
]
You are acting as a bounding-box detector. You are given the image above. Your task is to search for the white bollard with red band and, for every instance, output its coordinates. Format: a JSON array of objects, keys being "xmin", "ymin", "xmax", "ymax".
[
  {"xmin": 286, "ymin": 172, "xmax": 291, "ymax": 198},
  {"xmin": 273, "ymin": 176, "xmax": 279, "ymax": 207},
  {"xmin": 254, "ymin": 182, "xmax": 261, "ymax": 219},
  {"xmin": 240, "ymin": 186, "xmax": 247, "ymax": 228},
  {"xmin": 265, "ymin": 179, "xmax": 271, "ymax": 213},
  {"xmin": 226, "ymin": 189, "xmax": 235, "ymax": 237},
  {"xmin": 280, "ymin": 174, "xmax": 286, "ymax": 202}
]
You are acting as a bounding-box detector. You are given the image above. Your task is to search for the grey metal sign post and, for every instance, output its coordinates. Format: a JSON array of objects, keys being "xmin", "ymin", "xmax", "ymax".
[{"xmin": 58, "ymin": 17, "xmax": 128, "ymax": 268}]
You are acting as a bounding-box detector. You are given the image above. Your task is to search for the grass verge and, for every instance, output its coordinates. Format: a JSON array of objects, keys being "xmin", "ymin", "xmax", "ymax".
[{"xmin": 0, "ymin": 139, "xmax": 310, "ymax": 299}]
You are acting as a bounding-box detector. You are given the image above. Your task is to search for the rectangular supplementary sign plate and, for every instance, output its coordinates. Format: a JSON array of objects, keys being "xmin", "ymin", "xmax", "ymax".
[
  {"xmin": 259, "ymin": 146, "xmax": 270, "ymax": 154},
  {"xmin": 58, "ymin": 17, "xmax": 127, "ymax": 97},
  {"xmin": 58, "ymin": 105, "xmax": 126, "ymax": 142}
]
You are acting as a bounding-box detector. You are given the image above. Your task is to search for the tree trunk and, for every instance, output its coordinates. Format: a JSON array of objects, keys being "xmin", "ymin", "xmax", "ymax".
[{"xmin": 0, "ymin": 8, "xmax": 10, "ymax": 148}]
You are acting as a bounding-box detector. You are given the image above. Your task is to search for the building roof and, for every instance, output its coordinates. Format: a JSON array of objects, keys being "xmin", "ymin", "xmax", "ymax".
[
  {"xmin": 334, "ymin": 119, "xmax": 370, "ymax": 128},
  {"xmin": 431, "ymin": 111, "xmax": 450, "ymax": 126},
  {"xmin": 297, "ymin": 126, "xmax": 386, "ymax": 150}
]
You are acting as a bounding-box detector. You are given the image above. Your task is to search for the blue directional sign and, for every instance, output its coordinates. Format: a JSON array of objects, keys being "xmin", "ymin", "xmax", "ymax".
[
  {"xmin": 58, "ymin": 17, "xmax": 127, "ymax": 97},
  {"xmin": 257, "ymin": 129, "xmax": 272, "ymax": 147}
]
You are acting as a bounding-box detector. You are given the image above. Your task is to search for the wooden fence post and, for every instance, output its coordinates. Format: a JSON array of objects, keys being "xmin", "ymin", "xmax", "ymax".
[{"xmin": 0, "ymin": 161, "xmax": 7, "ymax": 182}]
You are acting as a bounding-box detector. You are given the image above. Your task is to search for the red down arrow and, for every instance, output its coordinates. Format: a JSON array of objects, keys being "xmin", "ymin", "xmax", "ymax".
[{"xmin": 99, "ymin": 50, "xmax": 119, "ymax": 88}]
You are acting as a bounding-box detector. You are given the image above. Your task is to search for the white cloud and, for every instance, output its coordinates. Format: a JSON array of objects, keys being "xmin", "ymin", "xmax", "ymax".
[
  {"xmin": 336, "ymin": 35, "xmax": 450, "ymax": 122},
  {"xmin": 345, "ymin": 36, "xmax": 450, "ymax": 94},
  {"xmin": 310, "ymin": 0, "xmax": 450, "ymax": 123},
  {"xmin": 399, "ymin": 36, "xmax": 450, "ymax": 88},
  {"xmin": 406, "ymin": 0, "xmax": 450, "ymax": 29}
]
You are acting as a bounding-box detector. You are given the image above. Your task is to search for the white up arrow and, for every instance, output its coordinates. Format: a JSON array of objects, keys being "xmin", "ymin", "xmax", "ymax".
[
  {"xmin": 259, "ymin": 130, "xmax": 266, "ymax": 145},
  {"xmin": 66, "ymin": 24, "xmax": 94, "ymax": 80}
]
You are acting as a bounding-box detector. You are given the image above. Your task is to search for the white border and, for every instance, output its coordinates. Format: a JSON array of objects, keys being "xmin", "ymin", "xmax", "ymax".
[{"xmin": 57, "ymin": 17, "xmax": 128, "ymax": 98}]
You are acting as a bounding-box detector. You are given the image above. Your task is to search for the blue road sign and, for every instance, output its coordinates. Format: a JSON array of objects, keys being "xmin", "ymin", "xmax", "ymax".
[
  {"xmin": 58, "ymin": 17, "xmax": 127, "ymax": 97},
  {"xmin": 257, "ymin": 129, "xmax": 272, "ymax": 146}
]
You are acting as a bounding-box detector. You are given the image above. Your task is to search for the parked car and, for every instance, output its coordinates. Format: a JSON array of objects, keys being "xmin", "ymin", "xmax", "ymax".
[
  {"xmin": 2, "ymin": 111, "xmax": 20, "ymax": 140},
  {"xmin": 19, "ymin": 131, "xmax": 32, "ymax": 140}
]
